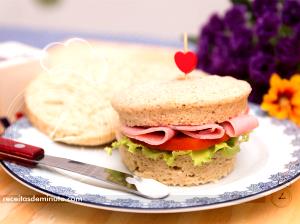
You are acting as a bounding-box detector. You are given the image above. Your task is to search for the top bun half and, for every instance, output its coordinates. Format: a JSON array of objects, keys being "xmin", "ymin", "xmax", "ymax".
[{"xmin": 111, "ymin": 74, "xmax": 252, "ymax": 126}]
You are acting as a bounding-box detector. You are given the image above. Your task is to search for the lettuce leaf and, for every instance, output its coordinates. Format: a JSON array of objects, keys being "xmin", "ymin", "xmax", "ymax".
[
  {"xmin": 109, "ymin": 134, "xmax": 249, "ymax": 167},
  {"xmin": 190, "ymin": 149, "xmax": 214, "ymax": 166}
]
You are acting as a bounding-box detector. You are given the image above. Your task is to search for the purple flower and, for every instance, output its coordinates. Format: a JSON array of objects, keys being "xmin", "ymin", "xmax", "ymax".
[
  {"xmin": 249, "ymin": 53, "xmax": 276, "ymax": 85},
  {"xmin": 276, "ymin": 37, "xmax": 300, "ymax": 65},
  {"xmin": 230, "ymin": 27, "xmax": 253, "ymax": 56},
  {"xmin": 197, "ymin": 54, "xmax": 212, "ymax": 74},
  {"xmin": 209, "ymin": 34, "xmax": 231, "ymax": 74},
  {"xmin": 252, "ymin": 0, "xmax": 278, "ymax": 18},
  {"xmin": 255, "ymin": 11, "xmax": 280, "ymax": 40},
  {"xmin": 277, "ymin": 63, "xmax": 298, "ymax": 79},
  {"xmin": 202, "ymin": 14, "xmax": 225, "ymax": 35},
  {"xmin": 209, "ymin": 49, "xmax": 228, "ymax": 74},
  {"xmin": 224, "ymin": 5, "xmax": 247, "ymax": 31},
  {"xmin": 256, "ymin": 42, "xmax": 274, "ymax": 55},
  {"xmin": 197, "ymin": 35, "xmax": 213, "ymax": 72},
  {"xmin": 197, "ymin": 34, "xmax": 211, "ymax": 57},
  {"xmin": 209, "ymin": 41, "xmax": 249, "ymax": 79},
  {"xmin": 294, "ymin": 24, "xmax": 300, "ymax": 38},
  {"xmin": 198, "ymin": 14, "xmax": 225, "ymax": 53},
  {"xmin": 249, "ymin": 83, "xmax": 269, "ymax": 103},
  {"xmin": 282, "ymin": 0, "xmax": 300, "ymax": 26},
  {"xmin": 214, "ymin": 33, "xmax": 230, "ymax": 47},
  {"xmin": 227, "ymin": 57, "xmax": 249, "ymax": 79},
  {"xmin": 197, "ymin": 15, "xmax": 225, "ymax": 72}
]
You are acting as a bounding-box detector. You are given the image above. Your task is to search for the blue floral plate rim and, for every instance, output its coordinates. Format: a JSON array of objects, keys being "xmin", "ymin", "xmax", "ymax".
[
  {"xmin": 1, "ymin": 103, "xmax": 300, "ymax": 213},
  {"xmin": 1, "ymin": 161, "xmax": 298, "ymax": 213}
]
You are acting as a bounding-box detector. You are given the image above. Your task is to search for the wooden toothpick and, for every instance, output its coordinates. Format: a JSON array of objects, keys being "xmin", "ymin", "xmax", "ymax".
[
  {"xmin": 184, "ymin": 32, "xmax": 188, "ymax": 53},
  {"xmin": 183, "ymin": 32, "xmax": 188, "ymax": 80}
]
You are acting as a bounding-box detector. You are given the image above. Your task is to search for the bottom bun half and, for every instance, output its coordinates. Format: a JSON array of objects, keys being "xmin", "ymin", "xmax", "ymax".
[{"xmin": 119, "ymin": 145, "xmax": 236, "ymax": 186}]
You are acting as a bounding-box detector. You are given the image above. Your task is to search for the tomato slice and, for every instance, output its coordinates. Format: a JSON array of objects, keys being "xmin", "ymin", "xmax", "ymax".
[{"xmin": 131, "ymin": 134, "xmax": 230, "ymax": 151}]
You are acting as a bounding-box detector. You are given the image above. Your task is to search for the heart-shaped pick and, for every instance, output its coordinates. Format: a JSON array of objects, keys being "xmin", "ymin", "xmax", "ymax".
[{"xmin": 174, "ymin": 51, "xmax": 198, "ymax": 74}]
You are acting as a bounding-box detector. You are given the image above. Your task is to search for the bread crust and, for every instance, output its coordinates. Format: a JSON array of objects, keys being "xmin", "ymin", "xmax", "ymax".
[{"xmin": 24, "ymin": 103, "xmax": 116, "ymax": 146}]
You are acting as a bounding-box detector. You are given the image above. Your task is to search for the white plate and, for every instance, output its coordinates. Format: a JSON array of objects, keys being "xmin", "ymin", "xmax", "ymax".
[{"xmin": 1, "ymin": 104, "xmax": 300, "ymax": 213}]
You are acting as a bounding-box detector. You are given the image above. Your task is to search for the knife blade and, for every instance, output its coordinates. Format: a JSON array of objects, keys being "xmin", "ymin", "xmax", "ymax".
[{"xmin": 0, "ymin": 137, "xmax": 169, "ymax": 199}]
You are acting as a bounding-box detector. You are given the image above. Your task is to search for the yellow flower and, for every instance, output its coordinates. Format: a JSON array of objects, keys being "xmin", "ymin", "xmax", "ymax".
[{"xmin": 261, "ymin": 73, "xmax": 300, "ymax": 126}]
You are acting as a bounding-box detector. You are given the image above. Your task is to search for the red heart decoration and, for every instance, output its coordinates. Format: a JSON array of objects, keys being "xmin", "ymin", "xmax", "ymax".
[{"xmin": 174, "ymin": 51, "xmax": 198, "ymax": 74}]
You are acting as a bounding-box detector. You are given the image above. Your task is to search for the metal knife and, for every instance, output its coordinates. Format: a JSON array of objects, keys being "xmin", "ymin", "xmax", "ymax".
[{"xmin": 0, "ymin": 137, "xmax": 169, "ymax": 199}]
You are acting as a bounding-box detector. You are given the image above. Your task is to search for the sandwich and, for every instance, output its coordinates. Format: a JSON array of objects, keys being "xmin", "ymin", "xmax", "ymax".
[{"xmin": 111, "ymin": 74, "xmax": 258, "ymax": 186}]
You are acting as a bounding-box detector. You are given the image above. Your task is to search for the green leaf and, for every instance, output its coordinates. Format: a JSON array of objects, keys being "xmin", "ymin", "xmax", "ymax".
[
  {"xmin": 221, "ymin": 144, "xmax": 240, "ymax": 157},
  {"xmin": 108, "ymin": 134, "xmax": 249, "ymax": 167},
  {"xmin": 104, "ymin": 147, "xmax": 113, "ymax": 155},
  {"xmin": 279, "ymin": 25, "xmax": 293, "ymax": 38},
  {"xmin": 230, "ymin": 0, "xmax": 252, "ymax": 12},
  {"xmin": 187, "ymin": 35, "xmax": 198, "ymax": 45},
  {"xmin": 270, "ymin": 37, "xmax": 278, "ymax": 46},
  {"xmin": 191, "ymin": 149, "xmax": 214, "ymax": 166},
  {"xmin": 231, "ymin": 0, "xmax": 250, "ymax": 4},
  {"xmin": 141, "ymin": 147, "xmax": 162, "ymax": 160},
  {"xmin": 240, "ymin": 133, "xmax": 249, "ymax": 142}
]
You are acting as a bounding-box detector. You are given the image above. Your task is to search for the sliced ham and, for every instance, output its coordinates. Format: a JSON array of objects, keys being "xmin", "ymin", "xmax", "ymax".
[
  {"xmin": 121, "ymin": 114, "xmax": 258, "ymax": 145},
  {"xmin": 221, "ymin": 114, "xmax": 259, "ymax": 137},
  {"xmin": 120, "ymin": 126, "xmax": 176, "ymax": 145},
  {"xmin": 169, "ymin": 124, "xmax": 225, "ymax": 139}
]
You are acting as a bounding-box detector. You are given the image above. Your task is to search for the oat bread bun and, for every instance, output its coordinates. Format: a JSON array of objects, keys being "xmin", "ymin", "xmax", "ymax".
[
  {"xmin": 119, "ymin": 146, "xmax": 236, "ymax": 186},
  {"xmin": 112, "ymin": 75, "xmax": 251, "ymax": 127},
  {"xmin": 25, "ymin": 73, "xmax": 119, "ymax": 146}
]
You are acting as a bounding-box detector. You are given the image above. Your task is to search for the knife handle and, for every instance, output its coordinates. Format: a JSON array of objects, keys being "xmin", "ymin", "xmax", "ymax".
[{"xmin": 0, "ymin": 137, "xmax": 44, "ymax": 163}]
